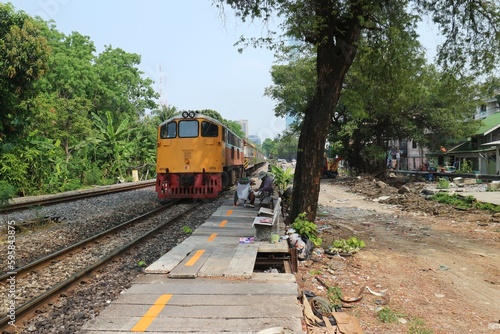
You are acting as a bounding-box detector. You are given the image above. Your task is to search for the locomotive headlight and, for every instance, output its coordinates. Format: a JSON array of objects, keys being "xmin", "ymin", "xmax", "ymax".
[{"xmin": 185, "ymin": 159, "xmax": 190, "ymax": 164}]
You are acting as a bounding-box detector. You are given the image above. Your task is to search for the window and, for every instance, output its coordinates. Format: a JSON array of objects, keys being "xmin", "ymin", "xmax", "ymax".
[
  {"xmin": 480, "ymin": 104, "xmax": 487, "ymax": 114},
  {"xmin": 179, "ymin": 120, "xmax": 199, "ymax": 137},
  {"xmin": 160, "ymin": 121, "xmax": 177, "ymax": 139},
  {"xmin": 412, "ymin": 141, "xmax": 417, "ymax": 149},
  {"xmin": 201, "ymin": 121, "xmax": 218, "ymax": 137}
]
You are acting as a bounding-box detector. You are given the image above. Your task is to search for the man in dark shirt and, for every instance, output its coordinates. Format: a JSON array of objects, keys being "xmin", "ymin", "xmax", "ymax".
[{"xmin": 247, "ymin": 170, "xmax": 273, "ymax": 207}]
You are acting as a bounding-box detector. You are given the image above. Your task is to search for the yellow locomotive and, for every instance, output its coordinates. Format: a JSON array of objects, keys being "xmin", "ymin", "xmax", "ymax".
[{"xmin": 155, "ymin": 111, "xmax": 246, "ymax": 199}]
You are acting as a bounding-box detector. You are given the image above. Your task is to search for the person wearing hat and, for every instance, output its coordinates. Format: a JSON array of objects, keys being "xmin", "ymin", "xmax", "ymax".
[{"xmin": 247, "ymin": 170, "xmax": 273, "ymax": 207}]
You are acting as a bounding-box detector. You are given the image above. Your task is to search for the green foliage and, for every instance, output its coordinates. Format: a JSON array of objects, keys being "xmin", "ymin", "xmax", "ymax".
[
  {"xmin": 436, "ymin": 178, "xmax": 450, "ymax": 189},
  {"xmin": 0, "ymin": 181, "xmax": 16, "ymax": 208},
  {"xmin": 430, "ymin": 193, "xmax": 500, "ymax": 212},
  {"xmin": 291, "ymin": 212, "xmax": 322, "ymax": 246},
  {"xmin": 264, "ymin": 52, "xmax": 316, "ymax": 120},
  {"xmin": 82, "ymin": 163, "xmax": 105, "ymax": 186},
  {"xmin": 225, "ymin": 120, "xmax": 245, "ymax": 138},
  {"xmin": 408, "ymin": 318, "xmax": 434, "ymax": 334},
  {"xmin": 91, "ymin": 111, "xmax": 134, "ymax": 178},
  {"xmin": 431, "ymin": 192, "xmax": 475, "ymax": 209},
  {"xmin": 0, "ymin": 151, "xmax": 29, "ymax": 195},
  {"xmin": 459, "ymin": 160, "xmax": 473, "ymax": 173},
  {"xmin": 151, "ymin": 105, "xmax": 179, "ymax": 123},
  {"xmin": 262, "ymin": 138, "xmax": 276, "ymax": 158},
  {"xmin": 182, "ymin": 226, "xmax": 193, "ymax": 234},
  {"xmin": 137, "ymin": 260, "xmax": 147, "ymax": 267},
  {"xmin": 0, "ymin": 6, "xmax": 162, "ymax": 198},
  {"xmin": 275, "ymin": 134, "xmax": 299, "ymax": 162},
  {"xmin": 474, "ymin": 201, "xmax": 500, "ymax": 212},
  {"xmin": 269, "ymin": 164, "xmax": 294, "ymax": 195},
  {"xmin": 93, "ymin": 45, "xmax": 158, "ymax": 120},
  {"xmin": 326, "ymin": 285, "xmax": 343, "ymax": 309},
  {"xmin": 330, "ymin": 237, "xmax": 366, "ymax": 254},
  {"xmin": 0, "ymin": 3, "xmax": 50, "ymax": 139},
  {"xmin": 361, "ymin": 145, "xmax": 386, "ymax": 165},
  {"xmin": 308, "ymin": 269, "xmax": 322, "ymax": 275},
  {"xmin": 377, "ymin": 307, "xmax": 402, "ymax": 323}
]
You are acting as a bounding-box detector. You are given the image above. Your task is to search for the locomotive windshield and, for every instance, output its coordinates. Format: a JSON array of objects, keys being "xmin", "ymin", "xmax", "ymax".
[
  {"xmin": 179, "ymin": 120, "xmax": 199, "ymax": 138},
  {"xmin": 201, "ymin": 121, "xmax": 218, "ymax": 137},
  {"xmin": 160, "ymin": 121, "xmax": 177, "ymax": 139}
]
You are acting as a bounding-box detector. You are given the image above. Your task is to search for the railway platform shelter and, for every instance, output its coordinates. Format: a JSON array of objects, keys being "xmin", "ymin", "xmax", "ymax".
[{"xmin": 80, "ymin": 197, "xmax": 304, "ymax": 333}]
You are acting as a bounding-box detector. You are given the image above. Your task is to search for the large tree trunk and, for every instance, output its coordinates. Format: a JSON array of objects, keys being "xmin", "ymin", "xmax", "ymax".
[{"xmin": 290, "ymin": 7, "xmax": 362, "ymax": 223}]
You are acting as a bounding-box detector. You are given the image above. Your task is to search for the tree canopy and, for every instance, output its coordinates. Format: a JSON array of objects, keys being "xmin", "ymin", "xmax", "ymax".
[
  {"xmin": 0, "ymin": 3, "xmax": 50, "ymax": 139},
  {"xmin": 215, "ymin": 0, "xmax": 500, "ymax": 221}
]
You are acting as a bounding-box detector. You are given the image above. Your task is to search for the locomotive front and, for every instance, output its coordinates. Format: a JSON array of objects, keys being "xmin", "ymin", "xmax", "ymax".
[{"xmin": 155, "ymin": 112, "xmax": 243, "ymax": 199}]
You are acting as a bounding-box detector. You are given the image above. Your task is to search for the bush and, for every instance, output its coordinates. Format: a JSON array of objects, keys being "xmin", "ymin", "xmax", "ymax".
[
  {"xmin": 291, "ymin": 212, "xmax": 322, "ymax": 246},
  {"xmin": 436, "ymin": 178, "xmax": 450, "ymax": 189},
  {"xmin": 83, "ymin": 165, "xmax": 104, "ymax": 186},
  {"xmin": 0, "ymin": 181, "xmax": 16, "ymax": 208}
]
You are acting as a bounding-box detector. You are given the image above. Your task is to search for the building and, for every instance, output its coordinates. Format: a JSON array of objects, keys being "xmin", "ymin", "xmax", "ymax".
[
  {"xmin": 248, "ymin": 135, "xmax": 261, "ymax": 146},
  {"xmin": 409, "ymin": 93, "xmax": 500, "ymax": 173},
  {"xmin": 237, "ymin": 120, "xmax": 249, "ymax": 138}
]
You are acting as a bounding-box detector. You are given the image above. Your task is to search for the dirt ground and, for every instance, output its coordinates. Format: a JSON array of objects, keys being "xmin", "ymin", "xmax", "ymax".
[{"xmin": 295, "ymin": 176, "xmax": 500, "ymax": 334}]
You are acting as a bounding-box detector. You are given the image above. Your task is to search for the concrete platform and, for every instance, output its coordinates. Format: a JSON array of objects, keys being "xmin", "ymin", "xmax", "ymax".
[
  {"xmin": 460, "ymin": 191, "xmax": 500, "ymax": 206},
  {"xmin": 80, "ymin": 197, "xmax": 304, "ymax": 333}
]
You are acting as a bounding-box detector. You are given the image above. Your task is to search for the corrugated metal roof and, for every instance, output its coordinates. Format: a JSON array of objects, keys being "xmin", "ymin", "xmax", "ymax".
[{"xmin": 476, "ymin": 112, "xmax": 500, "ymax": 136}]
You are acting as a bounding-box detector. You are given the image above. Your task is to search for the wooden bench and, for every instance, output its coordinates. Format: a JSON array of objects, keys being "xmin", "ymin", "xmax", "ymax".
[{"xmin": 252, "ymin": 197, "xmax": 281, "ymax": 241}]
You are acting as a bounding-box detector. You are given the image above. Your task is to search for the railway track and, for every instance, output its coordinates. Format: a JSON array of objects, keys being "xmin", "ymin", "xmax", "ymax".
[
  {"xmin": 0, "ymin": 199, "xmax": 200, "ymax": 330},
  {"xmin": 0, "ymin": 180, "xmax": 156, "ymax": 213}
]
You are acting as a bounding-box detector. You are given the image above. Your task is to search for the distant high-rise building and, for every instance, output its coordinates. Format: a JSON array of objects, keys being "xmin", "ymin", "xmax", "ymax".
[
  {"xmin": 237, "ymin": 119, "xmax": 249, "ymax": 138},
  {"xmin": 248, "ymin": 135, "xmax": 261, "ymax": 145}
]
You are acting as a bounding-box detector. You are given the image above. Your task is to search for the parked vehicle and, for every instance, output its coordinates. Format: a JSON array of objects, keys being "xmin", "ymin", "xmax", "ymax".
[{"xmin": 321, "ymin": 156, "xmax": 341, "ymax": 178}]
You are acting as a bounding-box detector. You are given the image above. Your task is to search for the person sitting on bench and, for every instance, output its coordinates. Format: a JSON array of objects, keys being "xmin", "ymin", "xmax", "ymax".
[{"xmin": 247, "ymin": 171, "xmax": 273, "ymax": 208}]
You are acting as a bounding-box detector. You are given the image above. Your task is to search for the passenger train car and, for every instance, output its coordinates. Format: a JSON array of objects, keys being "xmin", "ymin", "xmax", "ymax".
[
  {"xmin": 156, "ymin": 112, "xmax": 252, "ymax": 199},
  {"xmin": 243, "ymin": 139, "xmax": 265, "ymax": 172}
]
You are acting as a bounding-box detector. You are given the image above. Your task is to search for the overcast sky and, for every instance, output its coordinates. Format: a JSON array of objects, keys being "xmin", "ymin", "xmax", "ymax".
[{"xmin": 7, "ymin": 1, "xmax": 441, "ymax": 141}]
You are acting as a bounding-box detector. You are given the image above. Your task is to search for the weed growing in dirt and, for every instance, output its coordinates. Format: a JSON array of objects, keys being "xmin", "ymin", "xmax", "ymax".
[
  {"xmin": 291, "ymin": 212, "xmax": 322, "ymax": 246},
  {"xmin": 182, "ymin": 226, "xmax": 193, "ymax": 234},
  {"xmin": 329, "ymin": 236, "xmax": 366, "ymax": 254},
  {"xmin": 377, "ymin": 307, "xmax": 404, "ymax": 323},
  {"xmin": 431, "ymin": 193, "xmax": 500, "ymax": 212},
  {"xmin": 309, "ymin": 269, "xmax": 322, "ymax": 275},
  {"xmin": 408, "ymin": 318, "xmax": 434, "ymax": 334},
  {"xmin": 431, "ymin": 193, "xmax": 474, "ymax": 209},
  {"xmin": 436, "ymin": 178, "xmax": 450, "ymax": 189},
  {"xmin": 326, "ymin": 286, "xmax": 343, "ymax": 309}
]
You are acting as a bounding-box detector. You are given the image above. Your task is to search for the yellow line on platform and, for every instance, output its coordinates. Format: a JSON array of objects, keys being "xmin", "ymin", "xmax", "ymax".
[
  {"xmin": 219, "ymin": 220, "xmax": 227, "ymax": 227},
  {"xmin": 131, "ymin": 294, "xmax": 172, "ymax": 332},
  {"xmin": 186, "ymin": 249, "xmax": 205, "ymax": 266},
  {"xmin": 207, "ymin": 233, "xmax": 217, "ymax": 241},
  {"xmin": 226, "ymin": 209, "xmax": 233, "ymax": 215}
]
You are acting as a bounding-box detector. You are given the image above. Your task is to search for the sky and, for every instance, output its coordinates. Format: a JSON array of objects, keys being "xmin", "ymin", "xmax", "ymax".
[
  {"xmin": 6, "ymin": 0, "xmax": 285, "ymax": 141},
  {"xmin": 6, "ymin": 1, "xmax": 441, "ymax": 142}
]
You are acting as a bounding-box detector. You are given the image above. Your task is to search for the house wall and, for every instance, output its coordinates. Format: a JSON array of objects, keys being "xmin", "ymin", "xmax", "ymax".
[{"xmin": 474, "ymin": 96, "xmax": 500, "ymax": 120}]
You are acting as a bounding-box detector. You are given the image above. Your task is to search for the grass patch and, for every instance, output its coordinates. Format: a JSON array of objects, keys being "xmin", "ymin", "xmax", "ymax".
[
  {"xmin": 408, "ymin": 318, "xmax": 434, "ymax": 334},
  {"xmin": 377, "ymin": 307, "xmax": 404, "ymax": 323},
  {"xmin": 430, "ymin": 193, "xmax": 500, "ymax": 212},
  {"xmin": 309, "ymin": 269, "xmax": 322, "ymax": 276},
  {"xmin": 436, "ymin": 178, "xmax": 450, "ymax": 189}
]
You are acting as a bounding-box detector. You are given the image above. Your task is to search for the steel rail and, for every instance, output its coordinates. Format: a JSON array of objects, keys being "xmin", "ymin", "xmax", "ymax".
[
  {"xmin": 0, "ymin": 199, "xmax": 179, "ymax": 281},
  {"xmin": 0, "ymin": 202, "xmax": 201, "ymax": 330},
  {"xmin": 0, "ymin": 180, "xmax": 156, "ymax": 213}
]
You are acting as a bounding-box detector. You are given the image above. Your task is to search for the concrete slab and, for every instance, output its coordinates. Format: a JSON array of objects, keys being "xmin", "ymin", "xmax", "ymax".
[
  {"xmin": 460, "ymin": 192, "xmax": 500, "ymax": 205},
  {"xmin": 81, "ymin": 277, "xmax": 303, "ymax": 333},
  {"xmin": 82, "ymin": 198, "xmax": 305, "ymax": 334}
]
